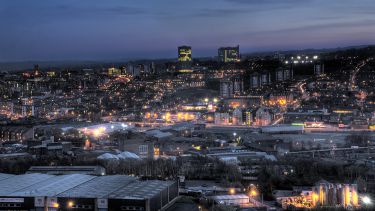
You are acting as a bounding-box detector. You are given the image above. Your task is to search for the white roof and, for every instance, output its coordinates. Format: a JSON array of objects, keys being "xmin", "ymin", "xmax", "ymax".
[
  {"xmin": 117, "ymin": 151, "xmax": 140, "ymax": 159},
  {"xmin": 145, "ymin": 129, "xmax": 173, "ymax": 139},
  {"xmin": 0, "ymin": 173, "xmax": 175, "ymax": 200},
  {"xmin": 211, "ymin": 194, "xmax": 250, "ymax": 200},
  {"xmin": 58, "ymin": 175, "xmax": 136, "ymax": 198},
  {"xmin": 0, "ymin": 173, "xmax": 55, "ymax": 195},
  {"xmin": 9, "ymin": 174, "xmax": 95, "ymax": 197},
  {"xmin": 0, "ymin": 173, "xmax": 14, "ymax": 181},
  {"xmin": 97, "ymin": 153, "xmax": 119, "ymax": 160},
  {"xmin": 97, "ymin": 151, "xmax": 140, "ymax": 160}
]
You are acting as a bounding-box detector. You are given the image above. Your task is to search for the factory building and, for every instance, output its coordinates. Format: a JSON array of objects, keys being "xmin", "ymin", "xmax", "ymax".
[
  {"xmin": 312, "ymin": 180, "xmax": 359, "ymax": 208},
  {"xmin": 0, "ymin": 173, "xmax": 178, "ymax": 211}
]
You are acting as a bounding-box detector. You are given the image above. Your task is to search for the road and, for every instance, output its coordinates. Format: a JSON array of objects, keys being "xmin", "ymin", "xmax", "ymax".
[
  {"xmin": 287, "ymin": 146, "xmax": 375, "ymax": 154},
  {"xmin": 296, "ymin": 79, "xmax": 309, "ymax": 101},
  {"xmin": 349, "ymin": 58, "xmax": 373, "ymax": 91}
]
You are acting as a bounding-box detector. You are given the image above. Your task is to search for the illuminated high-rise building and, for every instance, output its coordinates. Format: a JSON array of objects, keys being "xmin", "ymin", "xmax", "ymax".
[
  {"xmin": 178, "ymin": 46, "xmax": 192, "ymax": 62},
  {"xmin": 218, "ymin": 45, "xmax": 240, "ymax": 63},
  {"xmin": 177, "ymin": 46, "xmax": 193, "ymax": 72}
]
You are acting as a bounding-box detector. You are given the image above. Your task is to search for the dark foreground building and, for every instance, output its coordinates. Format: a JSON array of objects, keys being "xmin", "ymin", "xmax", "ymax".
[{"xmin": 0, "ymin": 173, "xmax": 178, "ymax": 211}]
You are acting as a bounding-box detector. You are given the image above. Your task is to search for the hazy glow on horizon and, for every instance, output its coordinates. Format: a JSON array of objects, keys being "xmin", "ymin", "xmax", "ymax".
[{"xmin": 0, "ymin": 0, "xmax": 375, "ymax": 61}]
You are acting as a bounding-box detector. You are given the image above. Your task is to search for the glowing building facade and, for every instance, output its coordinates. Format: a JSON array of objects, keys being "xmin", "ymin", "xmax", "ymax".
[
  {"xmin": 218, "ymin": 45, "xmax": 240, "ymax": 63},
  {"xmin": 177, "ymin": 46, "xmax": 192, "ymax": 72},
  {"xmin": 312, "ymin": 181, "xmax": 359, "ymax": 209},
  {"xmin": 178, "ymin": 46, "xmax": 192, "ymax": 62}
]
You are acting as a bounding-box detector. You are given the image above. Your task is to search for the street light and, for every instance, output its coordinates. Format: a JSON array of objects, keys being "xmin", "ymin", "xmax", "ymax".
[
  {"xmin": 249, "ymin": 184, "xmax": 257, "ymax": 197},
  {"xmin": 229, "ymin": 188, "xmax": 235, "ymax": 195},
  {"xmin": 362, "ymin": 196, "xmax": 372, "ymax": 205},
  {"xmin": 67, "ymin": 201, "xmax": 74, "ymax": 208},
  {"xmin": 250, "ymin": 190, "xmax": 257, "ymax": 197}
]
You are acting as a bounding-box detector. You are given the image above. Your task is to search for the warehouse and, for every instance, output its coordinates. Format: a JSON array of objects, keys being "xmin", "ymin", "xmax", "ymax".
[
  {"xmin": 0, "ymin": 173, "xmax": 178, "ymax": 211},
  {"xmin": 27, "ymin": 165, "xmax": 106, "ymax": 176}
]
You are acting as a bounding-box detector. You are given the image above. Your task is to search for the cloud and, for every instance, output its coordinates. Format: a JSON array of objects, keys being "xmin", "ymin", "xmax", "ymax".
[
  {"xmin": 54, "ymin": 4, "xmax": 146, "ymax": 17},
  {"xmin": 194, "ymin": 8, "xmax": 248, "ymax": 17},
  {"xmin": 225, "ymin": 0, "xmax": 314, "ymax": 5}
]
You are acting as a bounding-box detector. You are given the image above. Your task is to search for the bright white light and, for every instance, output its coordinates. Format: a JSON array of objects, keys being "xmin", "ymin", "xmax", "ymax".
[
  {"xmin": 313, "ymin": 55, "xmax": 318, "ymax": 59},
  {"xmin": 285, "ymin": 61, "xmax": 289, "ymax": 64},
  {"xmin": 363, "ymin": 196, "xmax": 372, "ymax": 204},
  {"xmin": 111, "ymin": 125, "xmax": 114, "ymax": 129},
  {"xmin": 297, "ymin": 56, "xmax": 301, "ymax": 60},
  {"xmin": 233, "ymin": 132, "xmax": 237, "ymax": 136},
  {"xmin": 121, "ymin": 123, "xmax": 127, "ymax": 128}
]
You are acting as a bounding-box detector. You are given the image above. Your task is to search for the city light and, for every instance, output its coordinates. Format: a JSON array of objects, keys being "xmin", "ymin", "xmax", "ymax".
[
  {"xmin": 52, "ymin": 202, "xmax": 59, "ymax": 208},
  {"xmin": 362, "ymin": 196, "xmax": 372, "ymax": 205},
  {"xmin": 250, "ymin": 190, "xmax": 257, "ymax": 197},
  {"xmin": 1, "ymin": 4, "xmax": 375, "ymax": 211},
  {"xmin": 93, "ymin": 127, "xmax": 106, "ymax": 137},
  {"xmin": 67, "ymin": 201, "xmax": 74, "ymax": 208},
  {"xmin": 229, "ymin": 188, "xmax": 235, "ymax": 195}
]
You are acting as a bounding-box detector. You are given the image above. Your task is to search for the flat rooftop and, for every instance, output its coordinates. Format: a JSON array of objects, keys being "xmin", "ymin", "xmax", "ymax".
[
  {"xmin": 109, "ymin": 180, "xmax": 175, "ymax": 199},
  {"xmin": 0, "ymin": 173, "xmax": 176, "ymax": 200},
  {"xmin": 58, "ymin": 175, "xmax": 136, "ymax": 198}
]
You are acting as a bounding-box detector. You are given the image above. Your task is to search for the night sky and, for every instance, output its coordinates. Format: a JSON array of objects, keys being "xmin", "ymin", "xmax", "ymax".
[{"xmin": 1, "ymin": 0, "xmax": 375, "ymax": 61}]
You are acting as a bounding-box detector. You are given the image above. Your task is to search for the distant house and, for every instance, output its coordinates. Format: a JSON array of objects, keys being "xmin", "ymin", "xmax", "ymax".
[
  {"xmin": 255, "ymin": 107, "xmax": 272, "ymax": 126},
  {"xmin": 144, "ymin": 129, "xmax": 173, "ymax": 142},
  {"xmin": 0, "ymin": 126, "xmax": 33, "ymax": 143}
]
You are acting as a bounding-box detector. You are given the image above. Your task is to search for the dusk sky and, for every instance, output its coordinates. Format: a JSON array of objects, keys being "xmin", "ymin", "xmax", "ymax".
[{"xmin": 1, "ymin": 0, "xmax": 375, "ymax": 62}]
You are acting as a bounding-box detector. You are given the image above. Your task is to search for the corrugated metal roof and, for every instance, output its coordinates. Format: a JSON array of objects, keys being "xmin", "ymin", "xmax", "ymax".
[
  {"xmin": 0, "ymin": 173, "xmax": 54, "ymax": 195},
  {"xmin": 0, "ymin": 173, "xmax": 14, "ymax": 181},
  {"xmin": 0, "ymin": 173, "xmax": 175, "ymax": 200},
  {"xmin": 58, "ymin": 175, "xmax": 136, "ymax": 198},
  {"xmin": 211, "ymin": 194, "xmax": 249, "ymax": 200},
  {"xmin": 109, "ymin": 180, "xmax": 175, "ymax": 199},
  {"xmin": 8, "ymin": 174, "xmax": 95, "ymax": 197}
]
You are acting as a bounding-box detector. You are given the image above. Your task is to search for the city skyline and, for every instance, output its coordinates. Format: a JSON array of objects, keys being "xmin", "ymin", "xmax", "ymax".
[
  {"xmin": 1, "ymin": 0, "xmax": 375, "ymax": 62},
  {"xmin": 1, "ymin": 1, "xmax": 375, "ymax": 209}
]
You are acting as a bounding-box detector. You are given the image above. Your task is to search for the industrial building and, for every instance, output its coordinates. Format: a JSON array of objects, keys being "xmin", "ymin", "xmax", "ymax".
[
  {"xmin": 27, "ymin": 166, "xmax": 106, "ymax": 176},
  {"xmin": 0, "ymin": 173, "xmax": 178, "ymax": 211},
  {"xmin": 210, "ymin": 194, "xmax": 250, "ymax": 206},
  {"xmin": 260, "ymin": 125, "xmax": 304, "ymax": 134},
  {"xmin": 312, "ymin": 180, "xmax": 359, "ymax": 208}
]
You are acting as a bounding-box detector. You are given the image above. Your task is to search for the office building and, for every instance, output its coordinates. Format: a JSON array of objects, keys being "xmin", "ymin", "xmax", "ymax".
[
  {"xmin": 218, "ymin": 45, "xmax": 240, "ymax": 63},
  {"xmin": 220, "ymin": 77, "xmax": 244, "ymax": 98},
  {"xmin": 178, "ymin": 46, "xmax": 192, "ymax": 62},
  {"xmin": 177, "ymin": 46, "xmax": 193, "ymax": 72}
]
